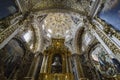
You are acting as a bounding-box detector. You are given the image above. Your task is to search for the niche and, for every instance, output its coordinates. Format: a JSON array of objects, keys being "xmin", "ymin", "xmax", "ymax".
[{"xmin": 51, "ymin": 54, "xmax": 62, "ymax": 73}]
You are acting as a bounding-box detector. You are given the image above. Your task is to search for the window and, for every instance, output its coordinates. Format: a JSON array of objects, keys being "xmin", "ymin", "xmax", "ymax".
[
  {"xmin": 98, "ymin": 0, "xmax": 120, "ymax": 31},
  {"xmin": 0, "ymin": 0, "xmax": 18, "ymax": 19},
  {"xmin": 23, "ymin": 30, "xmax": 32, "ymax": 43}
]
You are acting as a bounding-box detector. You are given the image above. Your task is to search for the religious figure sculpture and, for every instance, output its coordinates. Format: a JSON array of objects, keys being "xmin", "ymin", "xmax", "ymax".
[{"xmin": 51, "ymin": 57, "xmax": 62, "ymax": 73}]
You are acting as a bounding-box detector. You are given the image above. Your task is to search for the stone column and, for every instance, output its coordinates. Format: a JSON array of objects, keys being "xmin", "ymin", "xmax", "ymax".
[
  {"xmin": 68, "ymin": 56, "xmax": 73, "ymax": 73},
  {"xmin": 72, "ymin": 54, "xmax": 87, "ymax": 80},
  {"xmin": 66, "ymin": 56, "xmax": 69, "ymax": 73},
  {"xmin": 26, "ymin": 52, "xmax": 43, "ymax": 80},
  {"xmin": 40, "ymin": 55, "xmax": 47, "ymax": 73},
  {"xmin": 44, "ymin": 56, "xmax": 48, "ymax": 73}
]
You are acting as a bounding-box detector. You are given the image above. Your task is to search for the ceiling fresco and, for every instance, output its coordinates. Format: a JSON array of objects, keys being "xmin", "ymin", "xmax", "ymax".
[
  {"xmin": 42, "ymin": 12, "xmax": 83, "ymax": 39},
  {"xmin": 43, "ymin": 13, "xmax": 74, "ymax": 38}
]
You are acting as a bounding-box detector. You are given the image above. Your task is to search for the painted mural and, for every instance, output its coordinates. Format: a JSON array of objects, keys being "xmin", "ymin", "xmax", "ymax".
[{"xmin": 91, "ymin": 44, "xmax": 120, "ymax": 77}]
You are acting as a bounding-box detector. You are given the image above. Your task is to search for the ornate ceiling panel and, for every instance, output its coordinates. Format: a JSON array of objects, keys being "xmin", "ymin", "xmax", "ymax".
[
  {"xmin": 34, "ymin": 11, "xmax": 84, "ymax": 52},
  {"xmin": 36, "ymin": 11, "xmax": 85, "ymax": 52},
  {"xmin": 33, "ymin": 0, "xmax": 85, "ymax": 13},
  {"xmin": 43, "ymin": 13, "xmax": 74, "ymax": 38}
]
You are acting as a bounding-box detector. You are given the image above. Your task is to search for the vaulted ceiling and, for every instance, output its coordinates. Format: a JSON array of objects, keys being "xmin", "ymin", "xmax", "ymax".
[
  {"xmin": 18, "ymin": 0, "xmax": 90, "ymax": 14},
  {"xmin": 37, "ymin": 12, "xmax": 84, "ymax": 42},
  {"xmin": 43, "ymin": 13, "xmax": 73, "ymax": 38}
]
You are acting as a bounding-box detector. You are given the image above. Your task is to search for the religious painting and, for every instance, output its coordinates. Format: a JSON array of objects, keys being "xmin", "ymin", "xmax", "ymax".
[{"xmin": 91, "ymin": 44, "xmax": 118, "ymax": 77}]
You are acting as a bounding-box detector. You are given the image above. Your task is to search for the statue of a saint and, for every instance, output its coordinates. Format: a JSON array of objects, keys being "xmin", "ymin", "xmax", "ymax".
[{"xmin": 51, "ymin": 57, "xmax": 62, "ymax": 73}]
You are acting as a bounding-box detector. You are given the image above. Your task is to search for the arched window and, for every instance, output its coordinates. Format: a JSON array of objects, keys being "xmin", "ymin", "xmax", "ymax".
[{"xmin": 18, "ymin": 28, "xmax": 35, "ymax": 50}]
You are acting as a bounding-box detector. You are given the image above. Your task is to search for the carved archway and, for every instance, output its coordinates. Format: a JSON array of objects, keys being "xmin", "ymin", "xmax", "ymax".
[{"xmin": 73, "ymin": 27, "xmax": 84, "ymax": 54}]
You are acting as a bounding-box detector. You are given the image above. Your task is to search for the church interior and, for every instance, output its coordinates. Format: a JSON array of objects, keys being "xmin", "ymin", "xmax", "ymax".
[{"xmin": 0, "ymin": 0, "xmax": 120, "ymax": 80}]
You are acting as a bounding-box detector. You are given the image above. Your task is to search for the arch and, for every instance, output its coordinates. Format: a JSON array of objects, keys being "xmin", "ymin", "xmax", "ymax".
[
  {"xmin": 51, "ymin": 53, "xmax": 62, "ymax": 73},
  {"xmin": 73, "ymin": 26, "xmax": 84, "ymax": 54},
  {"xmin": 31, "ymin": 16, "xmax": 44, "ymax": 53}
]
